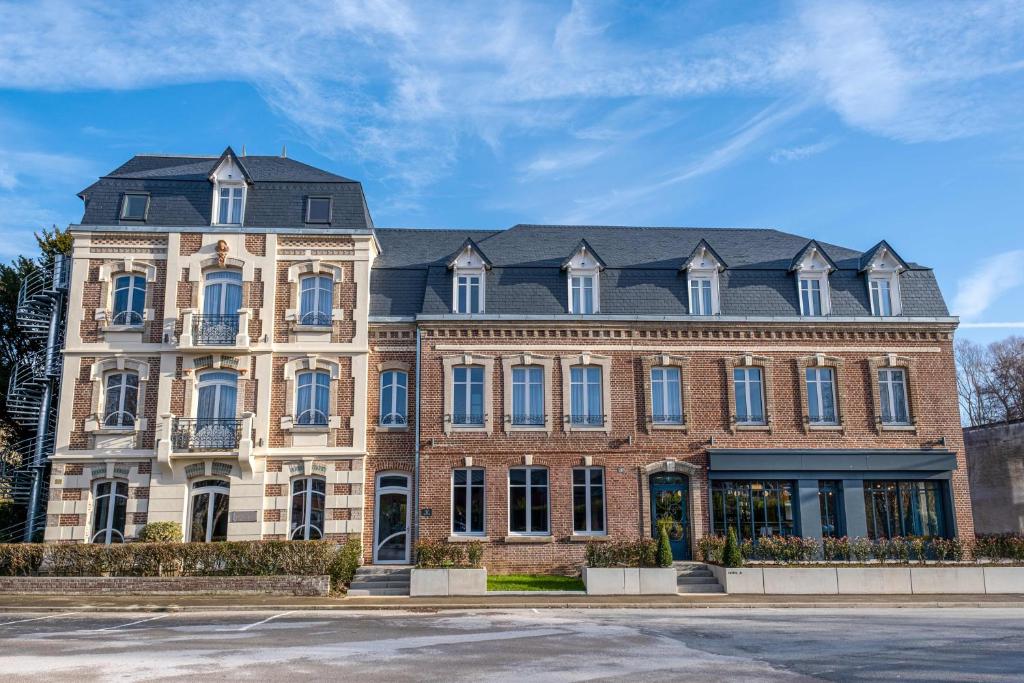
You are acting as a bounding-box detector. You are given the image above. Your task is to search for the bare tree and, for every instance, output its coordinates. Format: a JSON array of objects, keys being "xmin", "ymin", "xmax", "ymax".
[
  {"xmin": 987, "ymin": 336, "xmax": 1024, "ymax": 421},
  {"xmin": 956, "ymin": 335, "xmax": 1024, "ymax": 426},
  {"xmin": 956, "ymin": 338, "xmax": 995, "ymax": 426}
]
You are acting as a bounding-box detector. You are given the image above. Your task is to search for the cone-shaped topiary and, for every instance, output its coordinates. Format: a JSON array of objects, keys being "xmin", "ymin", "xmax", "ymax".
[
  {"xmin": 656, "ymin": 523, "xmax": 674, "ymax": 567},
  {"xmin": 723, "ymin": 527, "xmax": 743, "ymax": 567}
]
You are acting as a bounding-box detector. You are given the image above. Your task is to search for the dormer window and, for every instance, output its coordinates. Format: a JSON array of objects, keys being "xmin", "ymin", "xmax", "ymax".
[
  {"xmin": 859, "ymin": 240, "xmax": 907, "ymax": 317},
  {"xmin": 306, "ymin": 196, "xmax": 332, "ymax": 223},
  {"xmin": 790, "ymin": 241, "xmax": 836, "ymax": 317},
  {"xmin": 120, "ymin": 193, "xmax": 149, "ymax": 221},
  {"xmin": 447, "ymin": 238, "xmax": 491, "ymax": 315},
  {"xmin": 569, "ymin": 275, "xmax": 595, "ymax": 314},
  {"xmin": 562, "ymin": 239, "xmax": 605, "ymax": 315},
  {"xmin": 682, "ymin": 239, "xmax": 724, "ymax": 316},
  {"xmin": 217, "ymin": 186, "xmax": 245, "ymax": 225}
]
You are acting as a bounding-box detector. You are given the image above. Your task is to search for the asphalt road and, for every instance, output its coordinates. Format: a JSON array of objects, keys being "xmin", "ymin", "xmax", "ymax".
[{"xmin": 1, "ymin": 607, "xmax": 1022, "ymax": 681}]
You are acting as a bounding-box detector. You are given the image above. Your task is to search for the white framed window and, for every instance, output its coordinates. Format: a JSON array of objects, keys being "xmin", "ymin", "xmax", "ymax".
[
  {"xmin": 511, "ymin": 366, "xmax": 544, "ymax": 426},
  {"xmin": 305, "ymin": 196, "xmax": 332, "ymax": 223},
  {"xmin": 90, "ymin": 480, "xmax": 128, "ymax": 544},
  {"xmin": 452, "ymin": 365, "xmax": 485, "ymax": 426},
  {"xmin": 870, "ymin": 277, "xmax": 895, "ymax": 316},
  {"xmin": 120, "ymin": 193, "xmax": 149, "ymax": 221},
  {"xmin": 216, "ymin": 185, "xmax": 245, "ymax": 225},
  {"xmin": 651, "ymin": 367, "xmax": 682, "ymax": 425},
  {"xmin": 196, "ymin": 371, "xmax": 238, "ymax": 422},
  {"xmin": 806, "ymin": 367, "xmax": 837, "ymax": 425},
  {"xmin": 103, "ymin": 371, "xmax": 138, "ymax": 428},
  {"xmin": 569, "ymin": 275, "xmax": 596, "ymax": 314},
  {"xmin": 455, "ymin": 274, "xmax": 482, "ymax": 314},
  {"xmin": 112, "ymin": 274, "xmax": 146, "ymax": 326},
  {"xmin": 452, "ymin": 468, "xmax": 485, "ymax": 535},
  {"xmin": 299, "ymin": 274, "xmax": 333, "ymax": 326},
  {"xmin": 878, "ymin": 368, "xmax": 910, "ymax": 425},
  {"xmin": 509, "ymin": 467, "xmax": 549, "ymax": 535},
  {"xmin": 570, "ymin": 366, "xmax": 603, "ymax": 426},
  {"xmin": 380, "ymin": 370, "xmax": 408, "ymax": 426},
  {"xmin": 296, "ymin": 370, "xmax": 330, "ymax": 426},
  {"xmin": 189, "ymin": 479, "xmax": 230, "ymax": 543},
  {"xmin": 733, "ymin": 367, "xmax": 765, "ymax": 425},
  {"xmin": 689, "ymin": 277, "xmax": 713, "ymax": 315},
  {"xmin": 799, "ymin": 277, "xmax": 824, "ymax": 316},
  {"xmin": 572, "ymin": 468, "xmax": 605, "ymax": 535},
  {"xmin": 290, "ymin": 476, "xmax": 326, "ymax": 540}
]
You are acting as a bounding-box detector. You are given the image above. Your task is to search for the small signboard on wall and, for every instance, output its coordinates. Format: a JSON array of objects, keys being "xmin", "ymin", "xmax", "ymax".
[{"xmin": 420, "ymin": 508, "xmax": 432, "ymax": 518}]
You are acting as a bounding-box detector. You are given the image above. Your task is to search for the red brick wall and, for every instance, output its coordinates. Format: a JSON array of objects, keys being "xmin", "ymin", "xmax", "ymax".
[{"xmin": 69, "ymin": 358, "xmax": 95, "ymax": 449}]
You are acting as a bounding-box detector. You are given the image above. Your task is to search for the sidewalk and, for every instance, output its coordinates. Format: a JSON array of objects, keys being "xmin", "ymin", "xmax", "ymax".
[{"xmin": 0, "ymin": 592, "xmax": 1022, "ymax": 612}]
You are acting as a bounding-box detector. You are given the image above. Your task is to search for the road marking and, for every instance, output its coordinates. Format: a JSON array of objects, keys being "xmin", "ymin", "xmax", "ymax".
[
  {"xmin": 234, "ymin": 611, "xmax": 297, "ymax": 632},
  {"xmin": 89, "ymin": 614, "xmax": 169, "ymax": 632},
  {"xmin": 0, "ymin": 612, "xmax": 76, "ymax": 626}
]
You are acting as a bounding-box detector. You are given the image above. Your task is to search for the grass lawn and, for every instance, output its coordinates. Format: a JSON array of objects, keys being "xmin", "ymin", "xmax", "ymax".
[{"xmin": 486, "ymin": 573, "xmax": 585, "ymax": 592}]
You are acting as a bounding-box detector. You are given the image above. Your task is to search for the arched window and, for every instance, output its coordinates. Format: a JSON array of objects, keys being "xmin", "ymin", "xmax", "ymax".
[
  {"xmin": 296, "ymin": 370, "xmax": 330, "ymax": 425},
  {"xmin": 380, "ymin": 370, "xmax": 408, "ymax": 426},
  {"xmin": 194, "ymin": 371, "xmax": 238, "ymax": 449},
  {"xmin": 104, "ymin": 371, "xmax": 138, "ymax": 428},
  {"xmin": 189, "ymin": 479, "xmax": 230, "ymax": 542},
  {"xmin": 111, "ymin": 274, "xmax": 146, "ymax": 325},
  {"xmin": 91, "ymin": 480, "xmax": 128, "ymax": 544},
  {"xmin": 290, "ymin": 477, "xmax": 326, "ymax": 540},
  {"xmin": 299, "ymin": 275, "xmax": 333, "ymax": 326},
  {"xmin": 203, "ymin": 270, "xmax": 243, "ymax": 316}
]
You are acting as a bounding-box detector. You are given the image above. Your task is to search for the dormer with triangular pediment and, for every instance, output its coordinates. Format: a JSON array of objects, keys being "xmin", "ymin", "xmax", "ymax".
[
  {"xmin": 447, "ymin": 238, "xmax": 491, "ymax": 314},
  {"xmin": 209, "ymin": 147, "xmax": 251, "ymax": 226},
  {"xmin": 859, "ymin": 240, "xmax": 908, "ymax": 316},
  {"xmin": 789, "ymin": 240, "xmax": 836, "ymax": 316},
  {"xmin": 681, "ymin": 239, "xmax": 727, "ymax": 315},
  {"xmin": 561, "ymin": 239, "xmax": 605, "ymax": 314}
]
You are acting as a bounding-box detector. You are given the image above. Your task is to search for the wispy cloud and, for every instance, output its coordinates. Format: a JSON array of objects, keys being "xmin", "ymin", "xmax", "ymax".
[
  {"xmin": 770, "ymin": 139, "xmax": 836, "ymax": 163},
  {"xmin": 952, "ymin": 250, "xmax": 1024, "ymax": 320}
]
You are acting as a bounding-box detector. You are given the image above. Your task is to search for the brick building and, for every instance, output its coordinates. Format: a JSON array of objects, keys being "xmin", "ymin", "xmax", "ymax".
[{"xmin": 44, "ymin": 150, "xmax": 971, "ymax": 572}]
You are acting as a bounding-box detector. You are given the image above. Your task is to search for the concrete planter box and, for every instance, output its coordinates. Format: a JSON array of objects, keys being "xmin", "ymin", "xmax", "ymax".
[
  {"xmin": 409, "ymin": 568, "xmax": 486, "ymax": 597},
  {"xmin": 709, "ymin": 564, "xmax": 1024, "ymax": 595},
  {"xmin": 0, "ymin": 575, "xmax": 329, "ymax": 596},
  {"xmin": 583, "ymin": 567, "xmax": 677, "ymax": 595}
]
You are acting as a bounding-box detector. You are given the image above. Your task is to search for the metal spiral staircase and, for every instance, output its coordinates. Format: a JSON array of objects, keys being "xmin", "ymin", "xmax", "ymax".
[{"xmin": 1, "ymin": 256, "xmax": 69, "ymax": 541}]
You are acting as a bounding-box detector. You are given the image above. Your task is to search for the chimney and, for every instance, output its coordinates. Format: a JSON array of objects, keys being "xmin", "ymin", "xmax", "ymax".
[
  {"xmin": 281, "ymin": 145, "xmax": 287, "ymax": 158},
  {"xmin": 241, "ymin": 144, "xmax": 247, "ymax": 157}
]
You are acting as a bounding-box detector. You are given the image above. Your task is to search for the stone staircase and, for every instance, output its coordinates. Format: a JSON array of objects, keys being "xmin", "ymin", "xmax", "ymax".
[
  {"xmin": 347, "ymin": 566, "xmax": 412, "ymax": 597},
  {"xmin": 675, "ymin": 562, "xmax": 724, "ymax": 594}
]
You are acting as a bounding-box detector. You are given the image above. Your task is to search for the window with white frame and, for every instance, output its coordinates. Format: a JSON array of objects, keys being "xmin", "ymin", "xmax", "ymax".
[
  {"xmin": 651, "ymin": 367, "xmax": 683, "ymax": 425},
  {"xmin": 112, "ymin": 274, "xmax": 146, "ymax": 326},
  {"xmin": 511, "ymin": 366, "xmax": 544, "ymax": 426},
  {"xmin": 805, "ymin": 367, "xmax": 837, "ymax": 425},
  {"xmin": 104, "ymin": 371, "xmax": 138, "ymax": 428},
  {"xmin": 870, "ymin": 277, "xmax": 894, "ymax": 316},
  {"xmin": 299, "ymin": 274, "xmax": 333, "ymax": 326},
  {"xmin": 509, "ymin": 467, "xmax": 548, "ymax": 534},
  {"xmin": 878, "ymin": 368, "xmax": 911, "ymax": 425},
  {"xmin": 91, "ymin": 480, "xmax": 128, "ymax": 544},
  {"xmin": 452, "ymin": 366, "xmax": 485, "ymax": 426},
  {"xmin": 733, "ymin": 367, "xmax": 765, "ymax": 424},
  {"xmin": 452, "ymin": 468, "xmax": 485, "ymax": 535},
  {"xmin": 455, "ymin": 273, "xmax": 482, "ymax": 314},
  {"xmin": 296, "ymin": 370, "xmax": 330, "ymax": 426},
  {"xmin": 120, "ymin": 193, "xmax": 149, "ymax": 220},
  {"xmin": 569, "ymin": 275, "xmax": 596, "ymax": 314},
  {"xmin": 290, "ymin": 476, "xmax": 326, "ymax": 540},
  {"xmin": 189, "ymin": 479, "xmax": 229, "ymax": 543},
  {"xmin": 689, "ymin": 277, "xmax": 713, "ymax": 315},
  {"xmin": 380, "ymin": 370, "xmax": 408, "ymax": 426},
  {"xmin": 572, "ymin": 467, "xmax": 605, "ymax": 534},
  {"xmin": 799, "ymin": 277, "xmax": 824, "ymax": 316},
  {"xmin": 216, "ymin": 186, "xmax": 245, "ymax": 225},
  {"xmin": 570, "ymin": 366, "xmax": 603, "ymax": 426}
]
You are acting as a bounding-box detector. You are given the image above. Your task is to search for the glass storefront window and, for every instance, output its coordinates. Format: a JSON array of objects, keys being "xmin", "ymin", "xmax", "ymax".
[
  {"xmin": 710, "ymin": 480, "xmax": 795, "ymax": 542},
  {"xmin": 863, "ymin": 480, "xmax": 947, "ymax": 539},
  {"xmin": 818, "ymin": 480, "xmax": 844, "ymax": 537}
]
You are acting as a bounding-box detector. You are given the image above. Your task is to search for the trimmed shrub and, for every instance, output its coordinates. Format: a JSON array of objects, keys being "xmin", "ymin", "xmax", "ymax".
[
  {"xmin": 585, "ymin": 539, "xmax": 659, "ymax": 568},
  {"xmin": 0, "ymin": 543, "xmax": 44, "ymax": 576},
  {"xmin": 850, "ymin": 537, "xmax": 873, "ymax": 563},
  {"xmin": 974, "ymin": 534, "xmax": 1024, "ymax": 561},
  {"xmin": 697, "ymin": 535, "xmax": 725, "ymax": 564},
  {"xmin": 723, "ymin": 528, "xmax": 743, "ymax": 568},
  {"xmin": 138, "ymin": 521, "xmax": 183, "ymax": 543},
  {"xmin": 823, "ymin": 536, "xmax": 850, "ymax": 562},
  {"xmin": 466, "ymin": 541, "xmax": 484, "ymax": 568},
  {"xmin": 416, "ymin": 540, "xmax": 469, "ymax": 568},
  {"xmin": 656, "ymin": 524, "xmax": 673, "ymax": 567}
]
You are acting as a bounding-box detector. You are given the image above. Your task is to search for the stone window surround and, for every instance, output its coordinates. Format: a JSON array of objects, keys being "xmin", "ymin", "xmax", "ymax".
[
  {"xmin": 376, "ymin": 360, "xmax": 412, "ymax": 432},
  {"xmin": 795, "ymin": 353, "xmax": 847, "ymax": 433},
  {"xmin": 640, "ymin": 354, "xmax": 691, "ymax": 432},
  {"xmin": 868, "ymin": 353, "xmax": 920, "ymax": 434},
  {"xmin": 84, "ymin": 357, "xmax": 151, "ymax": 436},
  {"xmin": 442, "ymin": 353, "xmax": 495, "ymax": 434},
  {"xmin": 180, "ymin": 256, "xmax": 256, "ymax": 348},
  {"xmin": 280, "ymin": 355, "xmax": 345, "ymax": 432},
  {"xmin": 559, "ymin": 352, "xmax": 613, "ymax": 434},
  {"xmin": 724, "ymin": 353, "xmax": 775, "ymax": 433},
  {"xmin": 501, "ymin": 353, "xmax": 555, "ymax": 434},
  {"xmin": 284, "ymin": 260, "xmax": 348, "ymax": 330},
  {"xmin": 86, "ymin": 476, "xmax": 131, "ymax": 544},
  {"xmin": 94, "ymin": 259, "xmax": 158, "ymax": 333},
  {"xmin": 181, "ymin": 357, "xmax": 251, "ymax": 422}
]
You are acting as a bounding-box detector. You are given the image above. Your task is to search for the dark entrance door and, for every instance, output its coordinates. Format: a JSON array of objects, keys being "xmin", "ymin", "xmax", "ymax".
[{"xmin": 650, "ymin": 472, "xmax": 690, "ymax": 561}]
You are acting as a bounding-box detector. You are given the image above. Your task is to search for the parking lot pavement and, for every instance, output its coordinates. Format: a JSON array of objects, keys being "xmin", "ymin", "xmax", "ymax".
[{"xmin": 1, "ymin": 607, "xmax": 1022, "ymax": 681}]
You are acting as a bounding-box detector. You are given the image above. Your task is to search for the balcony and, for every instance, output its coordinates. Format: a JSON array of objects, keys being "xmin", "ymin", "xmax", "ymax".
[
  {"xmin": 178, "ymin": 309, "xmax": 251, "ymax": 348},
  {"xmin": 569, "ymin": 414, "xmax": 606, "ymax": 427},
  {"xmin": 451, "ymin": 412, "xmax": 486, "ymax": 427},
  {"xmin": 157, "ymin": 412, "xmax": 255, "ymax": 474},
  {"xmin": 511, "ymin": 413, "xmax": 545, "ymax": 427}
]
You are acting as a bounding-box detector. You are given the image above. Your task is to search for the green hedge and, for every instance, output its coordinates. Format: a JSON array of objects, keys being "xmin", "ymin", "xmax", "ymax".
[
  {"xmin": 415, "ymin": 540, "xmax": 484, "ymax": 568},
  {"xmin": 0, "ymin": 539, "xmax": 362, "ymax": 592},
  {"xmin": 585, "ymin": 539, "xmax": 658, "ymax": 568}
]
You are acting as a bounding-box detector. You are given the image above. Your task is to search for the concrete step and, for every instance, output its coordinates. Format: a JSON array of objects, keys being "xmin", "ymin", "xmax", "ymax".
[
  {"xmin": 676, "ymin": 576, "xmax": 719, "ymax": 585},
  {"xmin": 349, "ymin": 581, "xmax": 411, "ymax": 590},
  {"xmin": 346, "ymin": 587, "xmax": 410, "ymax": 597},
  {"xmin": 352, "ymin": 573, "xmax": 412, "ymax": 583},
  {"xmin": 676, "ymin": 568, "xmax": 714, "ymax": 577},
  {"xmin": 349, "ymin": 566, "xmax": 412, "ymax": 596},
  {"xmin": 678, "ymin": 584, "xmax": 725, "ymax": 594}
]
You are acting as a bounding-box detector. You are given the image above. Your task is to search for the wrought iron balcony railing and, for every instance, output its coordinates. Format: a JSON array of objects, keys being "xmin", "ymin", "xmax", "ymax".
[
  {"xmin": 651, "ymin": 414, "xmax": 685, "ymax": 425},
  {"xmin": 511, "ymin": 413, "xmax": 545, "ymax": 426},
  {"xmin": 298, "ymin": 311, "xmax": 332, "ymax": 327},
  {"xmin": 171, "ymin": 418, "xmax": 243, "ymax": 451},
  {"xmin": 380, "ymin": 412, "xmax": 408, "ymax": 427},
  {"xmin": 568, "ymin": 414, "xmax": 605, "ymax": 427},
  {"xmin": 451, "ymin": 412, "xmax": 486, "ymax": 426},
  {"xmin": 192, "ymin": 314, "xmax": 240, "ymax": 345}
]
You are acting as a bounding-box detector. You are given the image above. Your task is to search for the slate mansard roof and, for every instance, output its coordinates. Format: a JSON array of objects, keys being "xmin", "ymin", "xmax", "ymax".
[
  {"xmin": 370, "ymin": 225, "xmax": 950, "ymax": 319},
  {"xmin": 77, "ymin": 150, "xmax": 373, "ymax": 229}
]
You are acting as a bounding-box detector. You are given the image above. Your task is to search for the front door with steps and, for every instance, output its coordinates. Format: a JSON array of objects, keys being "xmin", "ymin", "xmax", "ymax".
[
  {"xmin": 374, "ymin": 472, "xmax": 411, "ymax": 564},
  {"xmin": 650, "ymin": 472, "xmax": 691, "ymax": 561}
]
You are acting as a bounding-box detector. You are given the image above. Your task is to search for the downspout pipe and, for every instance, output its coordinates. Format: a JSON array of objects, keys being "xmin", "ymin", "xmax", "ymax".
[{"xmin": 413, "ymin": 326, "xmax": 422, "ymax": 554}]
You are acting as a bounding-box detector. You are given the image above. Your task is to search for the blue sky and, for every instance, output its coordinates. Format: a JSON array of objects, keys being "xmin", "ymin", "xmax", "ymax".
[{"xmin": 0, "ymin": 0, "xmax": 1021, "ymax": 342}]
